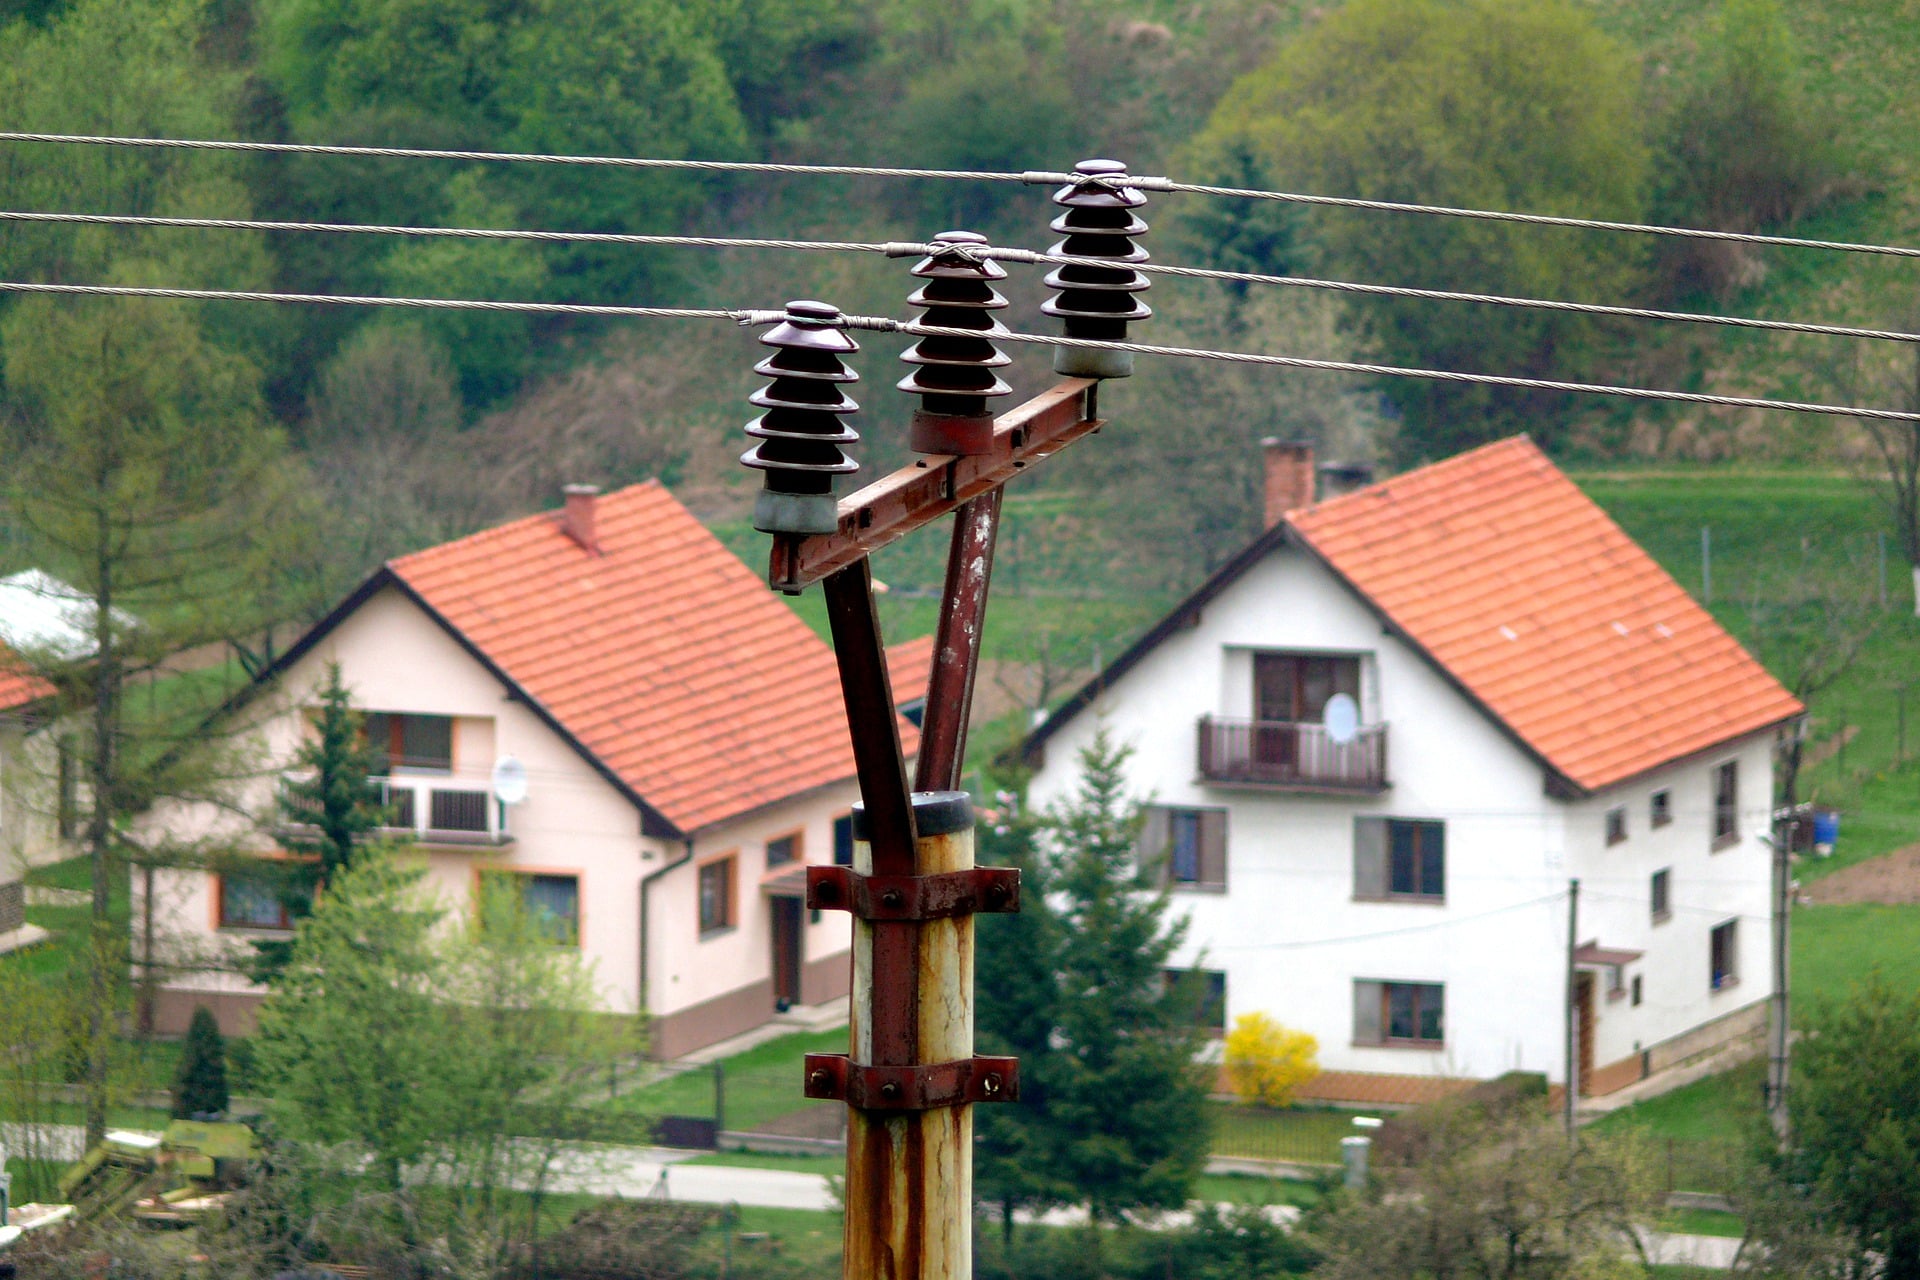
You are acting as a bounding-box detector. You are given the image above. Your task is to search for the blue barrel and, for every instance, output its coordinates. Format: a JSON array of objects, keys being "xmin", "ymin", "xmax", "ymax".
[{"xmin": 1813, "ymin": 809, "xmax": 1840, "ymax": 851}]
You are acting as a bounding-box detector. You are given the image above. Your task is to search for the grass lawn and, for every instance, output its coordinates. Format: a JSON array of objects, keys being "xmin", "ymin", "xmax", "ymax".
[
  {"xmin": 1191, "ymin": 1172, "xmax": 1325, "ymax": 1210},
  {"xmin": 1661, "ymin": 1207, "xmax": 1746, "ymax": 1239},
  {"xmin": 1588, "ymin": 1059, "xmax": 1764, "ymax": 1145},
  {"xmin": 1206, "ymin": 1101, "xmax": 1366, "ymax": 1164},
  {"xmin": 604, "ymin": 1029, "xmax": 847, "ymax": 1133},
  {"xmin": 1793, "ymin": 902, "xmax": 1920, "ymax": 1008},
  {"xmin": 711, "ymin": 1205, "xmax": 842, "ymax": 1274}
]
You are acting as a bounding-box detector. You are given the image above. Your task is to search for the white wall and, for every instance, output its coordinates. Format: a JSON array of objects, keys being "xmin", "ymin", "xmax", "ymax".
[
  {"xmin": 1028, "ymin": 543, "xmax": 1771, "ymax": 1086},
  {"xmin": 143, "ymin": 585, "xmax": 849, "ymax": 1024}
]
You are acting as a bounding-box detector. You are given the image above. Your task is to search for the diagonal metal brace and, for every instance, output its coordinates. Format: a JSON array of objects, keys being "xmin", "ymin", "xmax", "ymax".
[
  {"xmin": 803, "ymin": 1053, "xmax": 1020, "ymax": 1110},
  {"xmin": 805, "ymin": 864, "xmax": 1020, "ymax": 921}
]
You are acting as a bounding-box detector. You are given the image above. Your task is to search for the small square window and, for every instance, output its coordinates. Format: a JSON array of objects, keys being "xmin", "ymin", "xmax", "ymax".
[
  {"xmin": 833, "ymin": 813, "xmax": 855, "ymax": 866},
  {"xmin": 1353, "ymin": 979, "xmax": 1444, "ymax": 1046},
  {"xmin": 1605, "ymin": 805, "xmax": 1627, "ymax": 846},
  {"xmin": 1141, "ymin": 806, "xmax": 1227, "ymax": 890},
  {"xmin": 1650, "ymin": 790, "xmax": 1672, "ymax": 828},
  {"xmin": 1651, "ymin": 869, "xmax": 1671, "ymax": 923},
  {"xmin": 699, "ymin": 857, "xmax": 736, "ymax": 936},
  {"xmin": 1165, "ymin": 968, "xmax": 1227, "ymax": 1036},
  {"xmin": 766, "ymin": 833, "xmax": 799, "ymax": 868}
]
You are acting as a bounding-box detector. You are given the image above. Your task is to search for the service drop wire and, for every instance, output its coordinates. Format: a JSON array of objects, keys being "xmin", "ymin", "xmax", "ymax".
[
  {"xmin": 7, "ymin": 208, "xmax": 1917, "ymax": 349},
  {"xmin": 7, "ymin": 129, "xmax": 1920, "ymax": 260},
  {"xmin": 3, "ymin": 278, "xmax": 1917, "ymax": 425}
]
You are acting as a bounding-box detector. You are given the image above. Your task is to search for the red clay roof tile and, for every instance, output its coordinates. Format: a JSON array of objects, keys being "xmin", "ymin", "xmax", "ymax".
[
  {"xmin": 1287, "ymin": 437, "xmax": 1802, "ymax": 792},
  {"xmin": 390, "ymin": 483, "xmax": 916, "ymax": 833}
]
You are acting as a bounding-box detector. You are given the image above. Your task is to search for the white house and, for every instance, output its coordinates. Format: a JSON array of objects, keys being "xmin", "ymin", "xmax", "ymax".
[
  {"xmin": 1022, "ymin": 437, "xmax": 1802, "ymax": 1105},
  {"xmin": 141, "ymin": 482, "xmax": 926, "ymax": 1057}
]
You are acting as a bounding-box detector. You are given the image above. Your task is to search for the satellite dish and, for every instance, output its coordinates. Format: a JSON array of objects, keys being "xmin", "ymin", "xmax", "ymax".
[
  {"xmin": 1324, "ymin": 693, "xmax": 1359, "ymax": 745},
  {"xmin": 490, "ymin": 756, "xmax": 529, "ymax": 806}
]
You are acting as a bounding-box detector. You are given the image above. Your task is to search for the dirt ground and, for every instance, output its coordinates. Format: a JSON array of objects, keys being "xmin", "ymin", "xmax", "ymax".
[{"xmin": 1799, "ymin": 842, "xmax": 1920, "ymax": 905}]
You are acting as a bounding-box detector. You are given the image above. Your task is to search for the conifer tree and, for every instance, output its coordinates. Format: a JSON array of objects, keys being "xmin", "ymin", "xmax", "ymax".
[
  {"xmin": 171, "ymin": 1005, "xmax": 229, "ymax": 1119},
  {"xmin": 250, "ymin": 663, "xmax": 386, "ymax": 982},
  {"xmin": 1041, "ymin": 731, "xmax": 1211, "ymax": 1226}
]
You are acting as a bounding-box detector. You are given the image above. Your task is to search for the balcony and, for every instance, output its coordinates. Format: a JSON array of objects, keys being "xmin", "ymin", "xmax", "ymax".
[
  {"xmin": 1196, "ymin": 715, "xmax": 1388, "ymax": 792},
  {"xmin": 281, "ymin": 774, "xmax": 513, "ymax": 847}
]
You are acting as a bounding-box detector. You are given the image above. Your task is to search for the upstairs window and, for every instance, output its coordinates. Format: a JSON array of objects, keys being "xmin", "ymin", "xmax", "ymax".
[
  {"xmin": 1650, "ymin": 789, "xmax": 1673, "ymax": 828},
  {"xmin": 1355, "ymin": 817, "xmax": 1444, "ymax": 901},
  {"xmin": 1139, "ymin": 806, "xmax": 1227, "ymax": 890},
  {"xmin": 766, "ymin": 833, "xmax": 799, "ymax": 869},
  {"xmin": 364, "ymin": 712, "xmax": 453, "ymax": 773},
  {"xmin": 833, "ymin": 813, "xmax": 855, "ymax": 866},
  {"xmin": 1605, "ymin": 805, "xmax": 1627, "ymax": 846},
  {"xmin": 1166, "ymin": 968, "xmax": 1228, "ymax": 1036},
  {"xmin": 1651, "ymin": 869, "xmax": 1672, "ymax": 923},
  {"xmin": 1253, "ymin": 652, "xmax": 1361, "ymax": 724},
  {"xmin": 1712, "ymin": 761, "xmax": 1739, "ymax": 849}
]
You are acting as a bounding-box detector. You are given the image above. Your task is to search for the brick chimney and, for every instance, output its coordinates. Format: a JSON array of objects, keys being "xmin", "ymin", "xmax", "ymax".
[
  {"xmin": 1261, "ymin": 439, "xmax": 1315, "ymax": 529},
  {"xmin": 562, "ymin": 483, "xmax": 601, "ymax": 554}
]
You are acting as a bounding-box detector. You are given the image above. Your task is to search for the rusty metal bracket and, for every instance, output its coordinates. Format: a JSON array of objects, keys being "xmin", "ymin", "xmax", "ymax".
[
  {"xmin": 803, "ymin": 1053, "xmax": 1020, "ymax": 1110},
  {"xmin": 806, "ymin": 864, "xmax": 1019, "ymax": 921}
]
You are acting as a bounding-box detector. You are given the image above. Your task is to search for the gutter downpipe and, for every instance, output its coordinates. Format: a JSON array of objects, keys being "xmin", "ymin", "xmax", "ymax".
[{"xmin": 639, "ymin": 838, "xmax": 696, "ymax": 1042}]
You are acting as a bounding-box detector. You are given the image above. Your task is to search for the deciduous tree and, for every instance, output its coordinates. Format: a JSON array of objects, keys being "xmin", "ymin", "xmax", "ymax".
[{"xmin": 1192, "ymin": 0, "xmax": 1653, "ymax": 457}]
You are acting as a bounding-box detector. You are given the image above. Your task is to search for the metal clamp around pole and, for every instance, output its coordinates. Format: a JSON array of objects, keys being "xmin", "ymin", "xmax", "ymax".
[
  {"xmin": 805, "ymin": 864, "xmax": 1020, "ymax": 921},
  {"xmin": 803, "ymin": 1052, "xmax": 1020, "ymax": 1111}
]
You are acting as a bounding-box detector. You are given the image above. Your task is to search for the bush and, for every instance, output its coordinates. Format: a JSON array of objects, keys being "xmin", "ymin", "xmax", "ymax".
[
  {"xmin": 172, "ymin": 1005, "xmax": 230, "ymax": 1119},
  {"xmin": 1224, "ymin": 1013, "xmax": 1319, "ymax": 1108}
]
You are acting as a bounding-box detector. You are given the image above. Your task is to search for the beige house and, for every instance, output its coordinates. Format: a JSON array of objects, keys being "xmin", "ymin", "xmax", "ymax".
[{"xmin": 142, "ymin": 483, "xmax": 924, "ymax": 1057}]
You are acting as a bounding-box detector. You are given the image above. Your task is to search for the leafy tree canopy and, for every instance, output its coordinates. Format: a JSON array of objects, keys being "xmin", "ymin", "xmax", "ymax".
[{"xmin": 1192, "ymin": 0, "xmax": 1653, "ymax": 457}]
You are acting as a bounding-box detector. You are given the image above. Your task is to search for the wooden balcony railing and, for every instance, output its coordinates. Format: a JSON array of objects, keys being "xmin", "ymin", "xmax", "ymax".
[{"xmin": 1196, "ymin": 716, "xmax": 1388, "ymax": 791}]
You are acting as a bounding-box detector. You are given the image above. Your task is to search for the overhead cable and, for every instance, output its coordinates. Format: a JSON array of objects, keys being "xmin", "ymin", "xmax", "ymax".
[
  {"xmin": 5, "ymin": 278, "xmax": 1915, "ymax": 423},
  {"xmin": 11, "ymin": 208, "xmax": 1914, "ymax": 347},
  {"xmin": 7, "ymin": 130, "xmax": 1920, "ymax": 260},
  {"xmin": 0, "ymin": 208, "xmax": 897, "ymax": 257},
  {"xmin": 0, "ymin": 130, "xmax": 1040, "ymax": 184},
  {"xmin": 0, "ymin": 279, "xmax": 762, "ymax": 322}
]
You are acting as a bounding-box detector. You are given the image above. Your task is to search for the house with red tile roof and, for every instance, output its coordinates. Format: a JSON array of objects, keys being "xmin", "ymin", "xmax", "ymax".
[
  {"xmin": 0, "ymin": 649, "xmax": 57, "ymax": 938},
  {"xmin": 142, "ymin": 482, "xmax": 919, "ymax": 1056},
  {"xmin": 1022, "ymin": 436, "xmax": 1802, "ymax": 1106}
]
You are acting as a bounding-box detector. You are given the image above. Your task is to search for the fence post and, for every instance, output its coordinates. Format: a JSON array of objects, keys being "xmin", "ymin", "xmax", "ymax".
[{"xmin": 1340, "ymin": 1136, "xmax": 1371, "ymax": 1189}]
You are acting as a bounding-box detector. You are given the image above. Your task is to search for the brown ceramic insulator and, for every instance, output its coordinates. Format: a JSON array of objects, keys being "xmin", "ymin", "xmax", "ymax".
[
  {"xmin": 741, "ymin": 300, "xmax": 862, "ymax": 534},
  {"xmin": 1040, "ymin": 160, "xmax": 1152, "ymax": 377},
  {"xmin": 897, "ymin": 231, "xmax": 1014, "ymax": 455}
]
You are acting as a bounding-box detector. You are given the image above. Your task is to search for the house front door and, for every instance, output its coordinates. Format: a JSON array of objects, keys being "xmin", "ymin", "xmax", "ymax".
[
  {"xmin": 1575, "ymin": 971, "xmax": 1596, "ymax": 1095},
  {"xmin": 1253, "ymin": 653, "xmax": 1360, "ymax": 775},
  {"xmin": 771, "ymin": 896, "xmax": 803, "ymax": 1011}
]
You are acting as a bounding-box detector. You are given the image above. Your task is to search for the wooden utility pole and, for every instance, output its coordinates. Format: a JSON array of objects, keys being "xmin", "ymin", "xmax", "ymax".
[{"xmin": 1766, "ymin": 817, "xmax": 1797, "ymax": 1145}]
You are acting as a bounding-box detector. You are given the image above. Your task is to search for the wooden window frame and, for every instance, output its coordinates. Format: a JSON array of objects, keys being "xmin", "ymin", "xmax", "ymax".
[
  {"xmin": 697, "ymin": 854, "xmax": 737, "ymax": 938},
  {"xmin": 1353, "ymin": 979, "xmax": 1445, "ymax": 1048},
  {"xmin": 1710, "ymin": 919, "xmax": 1739, "ymax": 992},
  {"xmin": 1711, "ymin": 761, "xmax": 1739, "ymax": 850},
  {"xmin": 479, "ymin": 867, "xmax": 583, "ymax": 947},
  {"xmin": 1651, "ymin": 868, "xmax": 1672, "ymax": 924},
  {"xmin": 1650, "ymin": 789, "xmax": 1673, "ymax": 828},
  {"xmin": 765, "ymin": 830, "xmax": 802, "ymax": 870},
  {"xmin": 1139, "ymin": 805, "xmax": 1228, "ymax": 891},
  {"xmin": 364, "ymin": 711, "xmax": 456, "ymax": 775},
  {"xmin": 1165, "ymin": 968, "xmax": 1228, "ymax": 1038},
  {"xmin": 1605, "ymin": 805, "xmax": 1628, "ymax": 846},
  {"xmin": 215, "ymin": 864, "xmax": 294, "ymax": 932},
  {"xmin": 1354, "ymin": 817, "xmax": 1445, "ymax": 903}
]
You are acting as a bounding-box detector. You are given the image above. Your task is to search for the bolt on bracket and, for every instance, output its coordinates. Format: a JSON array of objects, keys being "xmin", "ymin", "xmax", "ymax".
[
  {"xmin": 805, "ymin": 864, "xmax": 1020, "ymax": 921},
  {"xmin": 803, "ymin": 1052, "xmax": 1020, "ymax": 1110}
]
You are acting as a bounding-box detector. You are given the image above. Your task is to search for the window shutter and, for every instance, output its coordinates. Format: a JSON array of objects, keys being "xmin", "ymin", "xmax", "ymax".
[
  {"xmin": 1139, "ymin": 805, "xmax": 1170, "ymax": 885},
  {"xmin": 1200, "ymin": 809, "xmax": 1228, "ymax": 888},
  {"xmin": 1353, "ymin": 980, "xmax": 1383, "ymax": 1045},
  {"xmin": 1353, "ymin": 817, "xmax": 1387, "ymax": 899}
]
